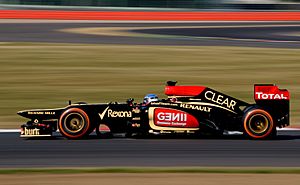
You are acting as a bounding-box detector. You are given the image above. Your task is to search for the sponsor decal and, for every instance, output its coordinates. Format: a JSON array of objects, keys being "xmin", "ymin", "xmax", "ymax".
[
  {"xmin": 98, "ymin": 106, "xmax": 109, "ymax": 119},
  {"xmin": 189, "ymin": 98, "xmax": 202, "ymax": 101},
  {"xmin": 255, "ymin": 85, "xmax": 289, "ymax": 100},
  {"xmin": 45, "ymin": 112, "xmax": 55, "ymax": 115},
  {"xmin": 131, "ymin": 123, "xmax": 140, "ymax": 127},
  {"xmin": 160, "ymin": 130, "xmax": 172, "ymax": 134},
  {"xmin": 154, "ymin": 108, "xmax": 198, "ymax": 128},
  {"xmin": 21, "ymin": 127, "xmax": 40, "ymax": 136},
  {"xmin": 98, "ymin": 106, "xmax": 132, "ymax": 119},
  {"xmin": 204, "ymin": 91, "xmax": 237, "ymax": 111},
  {"xmin": 255, "ymin": 92, "xmax": 288, "ymax": 100},
  {"xmin": 108, "ymin": 109, "xmax": 132, "ymax": 118},
  {"xmin": 28, "ymin": 111, "xmax": 43, "ymax": 115},
  {"xmin": 157, "ymin": 112, "xmax": 187, "ymax": 126},
  {"xmin": 132, "ymin": 108, "xmax": 140, "ymax": 113},
  {"xmin": 28, "ymin": 111, "xmax": 55, "ymax": 115},
  {"xmin": 150, "ymin": 102, "xmax": 178, "ymax": 107},
  {"xmin": 180, "ymin": 103, "xmax": 212, "ymax": 112}
]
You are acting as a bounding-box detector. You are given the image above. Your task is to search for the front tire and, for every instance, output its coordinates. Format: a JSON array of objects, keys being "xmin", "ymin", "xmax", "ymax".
[
  {"xmin": 243, "ymin": 108, "xmax": 275, "ymax": 139},
  {"xmin": 59, "ymin": 108, "xmax": 91, "ymax": 139}
]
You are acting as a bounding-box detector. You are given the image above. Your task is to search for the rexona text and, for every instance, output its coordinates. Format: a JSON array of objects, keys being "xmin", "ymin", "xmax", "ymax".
[
  {"xmin": 107, "ymin": 109, "xmax": 132, "ymax": 118},
  {"xmin": 204, "ymin": 91, "xmax": 237, "ymax": 111},
  {"xmin": 99, "ymin": 106, "xmax": 132, "ymax": 119}
]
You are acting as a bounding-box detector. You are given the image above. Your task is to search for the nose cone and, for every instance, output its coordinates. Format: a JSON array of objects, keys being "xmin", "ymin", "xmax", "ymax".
[{"xmin": 17, "ymin": 110, "xmax": 27, "ymax": 117}]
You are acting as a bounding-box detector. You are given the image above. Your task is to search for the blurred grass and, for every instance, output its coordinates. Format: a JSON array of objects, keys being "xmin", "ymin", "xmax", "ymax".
[{"xmin": 0, "ymin": 42, "xmax": 299, "ymax": 128}]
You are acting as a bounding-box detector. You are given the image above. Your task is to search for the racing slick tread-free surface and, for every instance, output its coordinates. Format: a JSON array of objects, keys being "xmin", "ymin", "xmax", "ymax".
[
  {"xmin": 243, "ymin": 109, "xmax": 274, "ymax": 139},
  {"xmin": 58, "ymin": 108, "xmax": 91, "ymax": 139}
]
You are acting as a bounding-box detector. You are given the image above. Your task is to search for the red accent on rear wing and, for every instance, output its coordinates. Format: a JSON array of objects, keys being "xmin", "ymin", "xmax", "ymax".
[
  {"xmin": 254, "ymin": 84, "xmax": 290, "ymax": 100},
  {"xmin": 165, "ymin": 86, "xmax": 206, "ymax": 96}
]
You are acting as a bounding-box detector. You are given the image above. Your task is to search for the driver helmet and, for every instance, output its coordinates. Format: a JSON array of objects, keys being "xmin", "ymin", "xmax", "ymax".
[{"xmin": 143, "ymin": 94, "xmax": 159, "ymax": 104}]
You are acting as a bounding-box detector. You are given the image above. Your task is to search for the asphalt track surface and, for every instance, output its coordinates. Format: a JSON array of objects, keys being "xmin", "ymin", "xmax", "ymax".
[
  {"xmin": 0, "ymin": 130, "xmax": 299, "ymax": 168},
  {"xmin": 1, "ymin": 21, "xmax": 300, "ymax": 48}
]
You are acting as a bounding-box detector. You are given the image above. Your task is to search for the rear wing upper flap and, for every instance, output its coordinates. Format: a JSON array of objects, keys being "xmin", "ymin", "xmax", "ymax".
[
  {"xmin": 254, "ymin": 84, "xmax": 290, "ymax": 127},
  {"xmin": 254, "ymin": 84, "xmax": 290, "ymax": 101}
]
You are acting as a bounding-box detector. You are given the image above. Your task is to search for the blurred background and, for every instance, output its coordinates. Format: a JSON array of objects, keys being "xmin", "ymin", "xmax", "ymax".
[
  {"xmin": 0, "ymin": 0, "xmax": 299, "ymax": 129},
  {"xmin": 1, "ymin": 0, "xmax": 300, "ymax": 9},
  {"xmin": 0, "ymin": 0, "xmax": 300, "ymax": 177}
]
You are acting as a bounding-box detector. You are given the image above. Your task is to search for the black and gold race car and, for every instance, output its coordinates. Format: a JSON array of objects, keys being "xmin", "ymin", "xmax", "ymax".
[{"xmin": 18, "ymin": 81, "xmax": 290, "ymax": 139}]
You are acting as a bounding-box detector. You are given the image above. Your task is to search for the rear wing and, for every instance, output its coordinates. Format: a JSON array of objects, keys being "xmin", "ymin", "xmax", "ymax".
[
  {"xmin": 254, "ymin": 84, "xmax": 290, "ymax": 101},
  {"xmin": 254, "ymin": 84, "xmax": 290, "ymax": 127}
]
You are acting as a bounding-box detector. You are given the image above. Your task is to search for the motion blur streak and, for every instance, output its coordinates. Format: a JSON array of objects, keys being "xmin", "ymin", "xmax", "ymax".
[
  {"xmin": 1, "ymin": 10, "xmax": 300, "ymax": 21},
  {"xmin": 0, "ymin": 4, "xmax": 299, "ymax": 170}
]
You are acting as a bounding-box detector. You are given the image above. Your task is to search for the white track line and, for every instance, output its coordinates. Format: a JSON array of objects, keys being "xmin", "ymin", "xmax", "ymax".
[
  {"xmin": 277, "ymin": 127, "xmax": 300, "ymax": 131},
  {"xmin": 0, "ymin": 127, "xmax": 299, "ymax": 133},
  {"xmin": 0, "ymin": 129, "xmax": 20, "ymax": 133}
]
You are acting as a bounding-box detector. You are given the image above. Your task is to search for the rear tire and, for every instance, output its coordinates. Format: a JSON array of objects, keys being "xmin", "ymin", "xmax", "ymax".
[
  {"xmin": 243, "ymin": 107, "xmax": 275, "ymax": 139},
  {"xmin": 59, "ymin": 108, "xmax": 91, "ymax": 139}
]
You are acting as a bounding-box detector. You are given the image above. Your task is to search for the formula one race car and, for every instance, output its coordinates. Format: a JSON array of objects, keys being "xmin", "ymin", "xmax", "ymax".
[{"xmin": 18, "ymin": 81, "xmax": 290, "ymax": 139}]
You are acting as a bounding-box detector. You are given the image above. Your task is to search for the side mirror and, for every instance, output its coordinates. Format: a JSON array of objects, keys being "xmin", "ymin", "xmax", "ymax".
[
  {"xmin": 166, "ymin": 81, "xmax": 177, "ymax": 86},
  {"xmin": 127, "ymin": 98, "xmax": 134, "ymax": 105}
]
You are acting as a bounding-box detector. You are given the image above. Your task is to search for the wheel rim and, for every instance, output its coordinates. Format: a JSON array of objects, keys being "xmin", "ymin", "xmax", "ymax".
[
  {"xmin": 64, "ymin": 113, "xmax": 85, "ymax": 133},
  {"xmin": 248, "ymin": 113, "xmax": 269, "ymax": 134}
]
